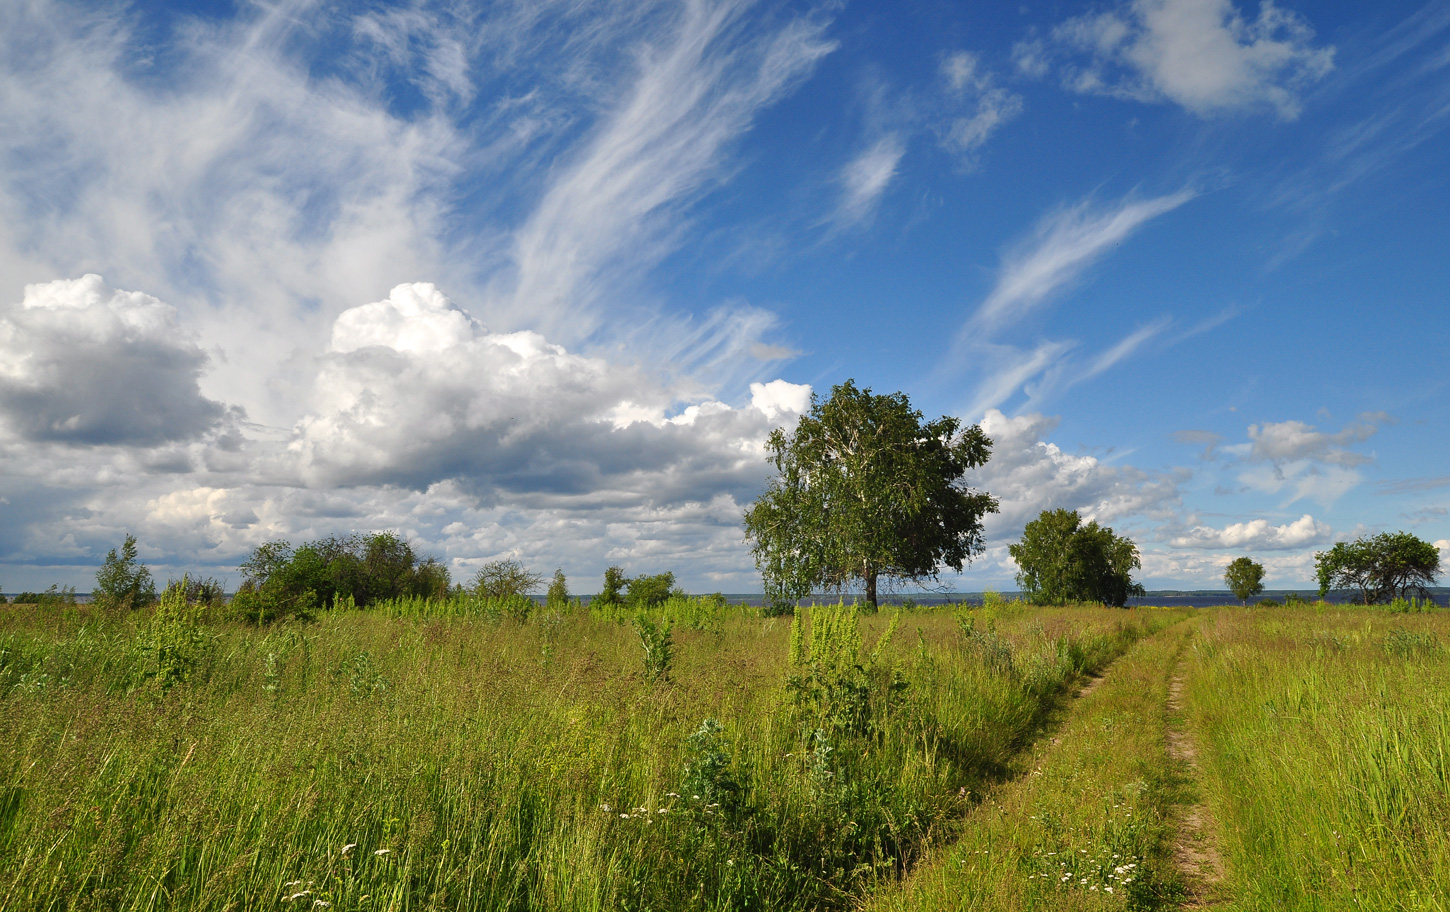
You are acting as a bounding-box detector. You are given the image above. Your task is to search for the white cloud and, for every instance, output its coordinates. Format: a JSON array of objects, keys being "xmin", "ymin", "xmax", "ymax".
[
  {"xmin": 939, "ymin": 51, "xmax": 1024, "ymax": 164},
  {"xmin": 0, "ymin": 275, "xmax": 227, "ymax": 445},
  {"xmin": 1036, "ymin": 0, "xmax": 1335, "ymax": 118},
  {"xmin": 1168, "ymin": 513, "xmax": 1331, "ymax": 550},
  {"xmin": 975, "ymin": 409, "xmax": 1184, "ymax": 537},
  {"xmin": 834, "ymin": 134, "xmax": 905, "ymax": 227},
  {"xmin": 291, "ymin": 283, "xmax": 806, "ymax": 507},
  {"xmin": 507, "ymin": 1, "xmax": 836, "ymax": 339},
  {"xmin": 1245, "ymin": 415, "xmax": 1385, "ymax": 465},
  {"xmin": 965, "ymin": 189, "xmax": 1195, "ymax": 337}
]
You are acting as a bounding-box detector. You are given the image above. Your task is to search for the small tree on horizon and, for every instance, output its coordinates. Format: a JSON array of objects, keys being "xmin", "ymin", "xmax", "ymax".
[
  {"xmin": 546, "ymin": 569, "xmax": 570, "ymax": 607},
  {"xmin": 472, "ymin": 559, "xmax": 543, "ymax": 600},
  {"xmin": 94, "ymin": 533, "xmax": 157, "ymax": 611},
  {"xmin": 1223, "ymin": 556, "xmax": 1266, "ymax": 605}
]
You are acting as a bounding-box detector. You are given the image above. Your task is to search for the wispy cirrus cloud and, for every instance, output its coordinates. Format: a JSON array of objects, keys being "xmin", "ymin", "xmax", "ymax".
[
  {"xmin": 831, "ymin": 133, "xmax": 906, "ymax": 228},
  {"xmin": 967, "ymin": 189, "xmax": 1195, "ymax": 337},
  {"xmin": 938, "ymin": 51, "xmax": 1024, "ymax": 166},
  {"xmin": 508, "ymin": 0, "xmax": 836, "ymax": 340}
]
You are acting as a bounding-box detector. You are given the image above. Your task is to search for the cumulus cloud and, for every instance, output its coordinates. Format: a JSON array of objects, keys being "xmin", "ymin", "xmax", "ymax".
[
  {"xmin": 0, "ymin": 275, "xmax": 227, "ymax": 445},
  {"xmin": 1188, "ymin": 413, "xmax": 1391, "ymax": 509},
  {"xmin": 1025, "ymin": 0, "xmax": 1335, "ymax": 118},
  {"xmin": 1167, "ymin": 513, "xmax": 1331, "ymax": 550},
  {"xmin": 291, "ymin": 283, "xmax": 810, "ymax": 507},
  {"xmin": 975, "ymin": 409, "xmax": 1184, "ymax": 536},
  {"xmin": 1241, "ymin": 414, "xmax": 1387, "ymax": 465}
]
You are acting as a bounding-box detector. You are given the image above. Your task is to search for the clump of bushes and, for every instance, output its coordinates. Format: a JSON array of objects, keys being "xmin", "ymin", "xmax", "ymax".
[{"xmin": 230, "ymin": 532, "xmax": 449, "ymax": 623}]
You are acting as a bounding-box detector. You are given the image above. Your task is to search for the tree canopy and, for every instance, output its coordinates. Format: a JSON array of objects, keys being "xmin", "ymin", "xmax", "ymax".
[
  {"xmin": 1315, "ymin": 532, "xmax": 1440, "ymax": 604},
  {"xmin": 233, "ymin": 532, "xmax": 449, "ymax": 622},
  {"xmin": 1008, "ymin": 509, "xmax": 1145, "ymax": 607},
  {"xmin": 94, "ymin": 533, "xmax": 156, "ymax": 611},
  {"xmin": 743, "ymin": 380, "xmax": 997, "ymax": 609},
  {"xmin": 1223, "ymin": 556, "xmax": 1266, "ymax": 605}
]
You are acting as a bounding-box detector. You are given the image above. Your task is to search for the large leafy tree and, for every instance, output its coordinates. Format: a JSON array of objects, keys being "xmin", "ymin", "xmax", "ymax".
[
  {"xmin": 744, "ymin": 380, "xmax": 998, "ymax": 609},
  {"xmin": 1009, "ymin": 509, "xmax": 1145, "ymax": 607},
  {"xmin": 1223, "ymin": 556, "xmax": 1266, "ymax": 605},
  {"xmin": 1315, "ymin": 532, "xmax": 1440, "ymax": 604}
]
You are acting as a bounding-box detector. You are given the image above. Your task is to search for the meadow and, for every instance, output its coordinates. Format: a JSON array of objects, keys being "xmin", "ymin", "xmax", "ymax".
[{"xmin": 0, "ymin": 599, "xmax": 1444, "ymax": 911}]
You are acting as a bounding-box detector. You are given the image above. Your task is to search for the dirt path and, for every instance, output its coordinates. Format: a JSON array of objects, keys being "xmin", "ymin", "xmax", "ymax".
[{"xmin": 1166, "ymin": 668, "xmax": 1227, "ymax": 907}]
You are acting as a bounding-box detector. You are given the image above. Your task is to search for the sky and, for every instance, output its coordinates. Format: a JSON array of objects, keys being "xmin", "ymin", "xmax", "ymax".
[{"xmin": 1, "ymin": 0, "xmax": 1448, "ymax": 595}]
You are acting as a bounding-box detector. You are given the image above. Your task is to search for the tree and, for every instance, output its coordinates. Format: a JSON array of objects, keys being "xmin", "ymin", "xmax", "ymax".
[
  {"xmin": 94, "ymin": 534, "xmax": 157, "ymax": 610},
  {"xmin": 546, "ymin": 569, "xmax": 570, "ymax": 608},
  {"xmin": 626, "ymin": 571, "xmax": 682, "ymax": 607},
  {"xmin": 596, "ymin": 566, "xmax": 628, "ymax": 607},
  {"xmin": 744, "ymin": 380, "xmax": 998, "ymax": 610},
  {"xmin": 1223, "ymin": 556, "xmax": 1266, "ymax": 605},
  {"xmin": 1316, "ymin": 532, "xmax": 1440, "ymax": 604},
  {"xmin": 1008, "ymin": 509, "xmax": 1145, "ymax": 607},
  {"xmin": 472, "ymin": 559, "xmax": 543, "ymax": 599}
]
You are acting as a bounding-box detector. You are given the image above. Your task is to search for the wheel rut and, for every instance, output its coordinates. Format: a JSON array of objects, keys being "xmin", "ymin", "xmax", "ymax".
[{"xmin": 1166, "ymin": 665, "xmax": 1227, "ymax": 908}]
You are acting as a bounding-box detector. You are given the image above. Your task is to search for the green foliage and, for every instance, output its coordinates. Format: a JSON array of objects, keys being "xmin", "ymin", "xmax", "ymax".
[
  {"xmin": 744, "ymin": 380, "xmax": 998, "ymax": 609},
  {"xmin": 133, "ymin": 576, "xmax": 213, "ymax": 691},
  {"xmin": 626, "ymin": 571, "xmax": 682, "ymax": 607},
  {"xmin": 545, "ymin": 568, "xmax": 570, "ymax": 608},
  {"xmin": 232, "ymin": 532, "xmax": 449, "ymax": 622},
  {"xmin": 472, "ymin": 558, "xmax": 543, "ymax": 599},
  {"xmin": 11, "ymin": 585, "xmax": 78, "ymax": 607},
  {"xmin": 1009, "ymin": 508, "xmax": 1145, "ymax": 607},
  {"xmin": 634, "ymin": 612, "xmax": 674, "ymax": 682},
  {"xmin": 595, "ymin": 565, "xmax": 628, "ymax": 607},
  {"xmin": 93, "ymin": 534, "xmax": 156, "ymax": 611},
  {"xmin": 680, "ymin": 718, "xmax": 744, "ymax": 820},
  {"xmin": 1315, "ymin": 531, "xmax": 1441, "ymax": 604},
  {"xmin": 786, "ymin": 603, "xmax": 904, "ymax": 736},
  {"xmin": 1223, "ymin": 556, "xmax": 1266, "ymax": 605}
]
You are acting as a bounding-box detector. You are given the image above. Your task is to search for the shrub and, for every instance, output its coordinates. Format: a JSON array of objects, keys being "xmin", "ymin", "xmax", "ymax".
[
  {"xmin": 133, "ymin": 576, "xmax": 213, "ymax": 691},
  {"xmin": 634, "ymin": 612, "xmax": 674, "ymax": 683}
]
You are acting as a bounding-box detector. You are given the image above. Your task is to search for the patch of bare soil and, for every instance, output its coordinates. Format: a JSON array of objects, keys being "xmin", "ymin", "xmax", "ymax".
[
  {"xmin": 1075, "ymin": 671, "xmax": 1106, "ymax": 700},
  {"xmin": 1167, "ymin": 673, "xmax": 1227, "ymax": 907}
]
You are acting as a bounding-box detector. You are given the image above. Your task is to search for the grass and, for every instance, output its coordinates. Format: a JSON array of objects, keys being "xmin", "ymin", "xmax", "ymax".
[
  {"xmin": 1182, "ymin": 606, "xmax": 1450, "ymax": 911},
  {"xmin": 0, "ymin": 600, "xmax": 1169, "ymax": 912},
  {"xmin": 7, "ymin": 600, "xmax": 1441, "ymax": 911},
  {"xmin": 865, "ymin": 610, "xmax": 1196, "ymax": 912}
]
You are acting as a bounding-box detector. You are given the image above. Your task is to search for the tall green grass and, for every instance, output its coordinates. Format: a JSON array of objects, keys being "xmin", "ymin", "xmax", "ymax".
[
  {"xmin": 1, "ymin": 601, "xmax": 1170, "ymax": 911},
  {"xmin": 867, "ymin": 611, "xmax": 1195, "ymax": 912},
  {"xmin": 1184, "ymin": 607, "xmax": 1450, "ymax": 910}
]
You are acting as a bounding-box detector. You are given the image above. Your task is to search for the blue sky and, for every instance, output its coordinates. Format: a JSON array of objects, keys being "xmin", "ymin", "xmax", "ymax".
[{"xmin": 1, "ymin": 0, "xmax": 1447, "ymax": 593}]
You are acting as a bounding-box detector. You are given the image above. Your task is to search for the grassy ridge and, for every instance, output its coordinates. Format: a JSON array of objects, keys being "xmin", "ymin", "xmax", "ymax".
[
  {"xmin": 866, "ymin": 611, "xmax": 1194, "ymax": 912},
  {"xmin": 0, "ymin": 602, "xmax": 1170, "ymax": 911},
  {"xmin": 1184, "ymin": 607, "xmax": 1450, "ymax": 910}
]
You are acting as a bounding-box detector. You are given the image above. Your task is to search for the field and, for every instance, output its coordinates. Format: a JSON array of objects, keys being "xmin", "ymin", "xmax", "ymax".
[{"xmin": 0, "ymin": 600, "xmax": 1445, "ymax": 911}]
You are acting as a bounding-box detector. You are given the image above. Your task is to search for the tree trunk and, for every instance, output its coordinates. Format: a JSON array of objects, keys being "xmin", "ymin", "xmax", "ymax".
[{"xmin": 865, "ymin": 570, "xmax": 878, "ymax": 610}]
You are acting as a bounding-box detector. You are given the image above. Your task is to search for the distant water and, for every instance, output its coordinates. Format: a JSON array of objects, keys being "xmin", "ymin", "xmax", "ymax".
[{"xmin": 712, "ymin": 590, "xmax": 1450, "ymax": 609}]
